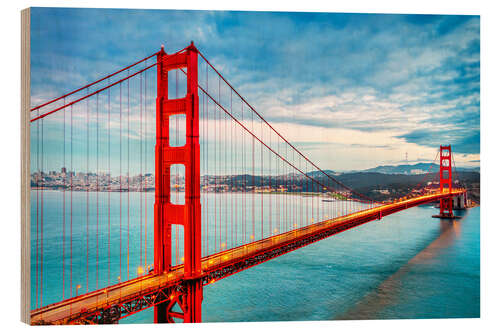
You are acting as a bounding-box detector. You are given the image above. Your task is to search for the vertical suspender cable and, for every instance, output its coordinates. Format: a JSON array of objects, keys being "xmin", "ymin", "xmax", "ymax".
[
  {"xmin": 175, "ymin": 69, "xmax": 179, "ymax": 265},
  {"xmin": 317, "ymin": 170, "xmax": 319, "ymax": 221},
  {"xmin": 140, "ymin": 71, "xmax": 143, "ymax": 271},
  {"xmin": 41, "ymin": 117, "xmax": 44, "ymax": 306},
  {"xmin": 230, "ymin": 90, "xmax": 233, "ymax": 247},
  {"xmin": 241, "ymin": 100, "xmax": 245, "ymax": 242},
  {"xmin": 62, "ymin": 98, "xmax": 66, "ymax": 300},
  {"xmin": 205, "ymin": 63, "xmax": 209, "ymax": 256},
  {"xmin": 70, "ymin": 104, "xmax": 73, "ymax": 297},
  {"xmin": 107, "ymin": 81, "xmax": 111, "ymax": 286},
  {"xmin": 298, "ymin": 156, "xmax": 304, "ymax": 227},
  {"xmin": 86, "ymin": 88, "xmax": 89, "ymax": 293},
  {"xmin": 145, "ymin": 62, "xmax": 148, "ymax": 269},
  {"xmin": 96, "ymin": 92, "xmax": 100, "ymax": 290},
  {"xmin": 119, "ymin": 82, "xmax": 122, "ymax": 280},
  {"xmin": 259, "ymin": 116, "xmax": 264, "ymax": 239},
  {"xmin": 305, "ymin": 163, "xmax": 308, "ymax": 226},
  {"xmin": 201, "ymin": 89, "xmax": 205, "ymax": 257},
  {"xmin": 277, "ymin": 139, "xmax": 280, "ymax": 232},
  {"xmin": 224, "ymin": 90, "xmax": 228, "ymax": 249},
  {"xmin": 127, "ymin": 72, "xmax": 130, "ymax": 280},
  {"xmin": 252, "ymin": 106, "xmax": 255, "ymax": 240},
  {"xmin": 218, "ymin": 78, "xmax": 221, "ymax": 249},
  {"xmin": 36, "ymin": 108, "xmax": 39, "ymax": 307},
  {"xmin": 285, "ymin": 146, "xmax": 287, "ymax": 231},
  {"xmin": 268, "ymin": 127, "xmax": 271, "ymax": 236},
  {"xmin": 214, "ymin": 82, "xmax": 217, "ymax": 251}
]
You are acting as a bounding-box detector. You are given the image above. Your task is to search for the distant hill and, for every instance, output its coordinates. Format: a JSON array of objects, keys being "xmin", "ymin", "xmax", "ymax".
[
  {"xmin": 305, "ymin": 162, "xmax": 479, "ymax": 177},
  {"xmin": 334, "ymin": 171, "xmax": 478, "ymax": 189},
  {"xmin": 304, "ymin": 163, "xmax": 480, "ymax": 202},
  {"xmin": 360, "ymin": 163, "xmax": 479, "ymax": 175}
]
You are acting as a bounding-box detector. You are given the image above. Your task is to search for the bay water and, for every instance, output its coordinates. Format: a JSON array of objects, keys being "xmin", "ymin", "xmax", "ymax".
[{"xmin": 30, "ymin": 191, "xmax": 480, "ymax": 322}]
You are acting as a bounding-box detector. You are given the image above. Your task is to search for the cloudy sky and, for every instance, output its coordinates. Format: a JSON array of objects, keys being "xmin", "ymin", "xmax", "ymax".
[{"xmin": 30, "ymin": 8, "xmax": 480, "ymax": 172}]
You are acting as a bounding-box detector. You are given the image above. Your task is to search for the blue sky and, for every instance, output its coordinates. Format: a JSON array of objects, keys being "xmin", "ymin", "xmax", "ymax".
[{"xmin": 30, "ymin": 8, "xmax": 480, "ymax": 173}]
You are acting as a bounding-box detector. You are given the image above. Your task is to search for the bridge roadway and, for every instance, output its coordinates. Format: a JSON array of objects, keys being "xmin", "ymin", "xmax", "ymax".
[{"xmin": 31, "ymin": 190, "xmax": 464, "ymax": 324}]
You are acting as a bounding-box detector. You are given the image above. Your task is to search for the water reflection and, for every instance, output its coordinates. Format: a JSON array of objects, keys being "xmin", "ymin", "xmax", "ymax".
[{"xmin": 336, "ymin": 210, "xmax": 466, "ymax": 320}]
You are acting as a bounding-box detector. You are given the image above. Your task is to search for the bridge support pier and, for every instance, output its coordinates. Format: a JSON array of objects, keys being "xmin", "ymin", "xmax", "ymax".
[
  {"xmin": 153, "ymin": 279, "xmax": 203, "ymax": 323},
  {"xmin": 154, "ymin": 302, "xmax": 166, "ymax": 323},
  {"xmin": 433, "ymin": 197, "xmax": 454, "ymax": 219},
  {"xmin": 184, "ymin": 279, "xmax": 203, "ymax": 322}
]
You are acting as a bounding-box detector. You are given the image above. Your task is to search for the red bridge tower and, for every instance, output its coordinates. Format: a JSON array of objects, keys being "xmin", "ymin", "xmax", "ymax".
[
  {"xmin": 437, "ymin": 145, "xmax": 454, "ymax": 218},
  {"xmin": 154, "ymin": 43, "xmax": 202, "ymax": 323}
]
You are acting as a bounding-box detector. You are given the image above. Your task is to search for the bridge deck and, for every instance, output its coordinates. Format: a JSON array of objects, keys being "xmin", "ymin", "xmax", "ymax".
[{"xmin": 30, "ymin": 190, "xmax": 464, "ymax": 324}]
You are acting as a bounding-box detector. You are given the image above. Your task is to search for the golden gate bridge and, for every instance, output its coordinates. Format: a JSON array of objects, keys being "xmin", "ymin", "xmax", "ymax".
[{"xmin": 29, "ymin": 43, "xmax": 466, "ymax": 324}]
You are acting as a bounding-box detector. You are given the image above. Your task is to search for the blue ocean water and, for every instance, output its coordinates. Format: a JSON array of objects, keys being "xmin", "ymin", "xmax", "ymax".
[{"xmin": 31, "ymin": 191, "xmax": 479, "ymax": 322}]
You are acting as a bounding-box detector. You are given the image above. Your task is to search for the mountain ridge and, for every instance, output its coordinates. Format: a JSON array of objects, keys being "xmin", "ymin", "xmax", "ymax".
[{"xmin": 360, "ymin": 162, "xmax": 479, "ymax": 175}]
